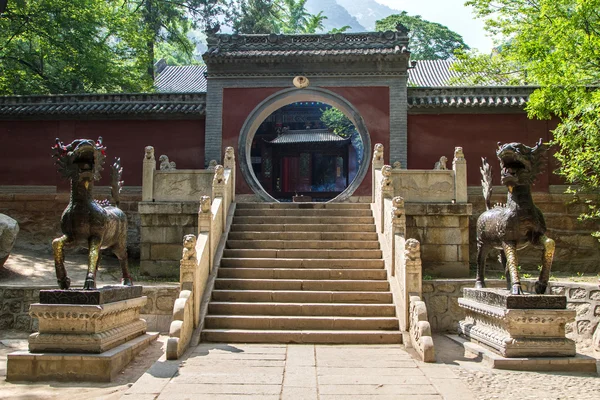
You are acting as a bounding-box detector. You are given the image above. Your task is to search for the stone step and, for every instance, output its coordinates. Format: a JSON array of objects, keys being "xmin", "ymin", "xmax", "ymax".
[
  {"xmin": 226, "ymin": 240, "xmax": 380, "ymax": 250},
  {"xmin": 235, "ymin": 209, "xmax": 373, "ymax": 217},
  {"xmin": 204, "ymin": 315, "xmax": 399, "ymax": 330},
  {"xmin": 222, "ymin": 249, "xmax": 382, "ymax": 259},
  {"xmin": 201, "ymin": 329, "xmax": 402, "ymax": 344},
  {"xmin": 219, "ymin": 258, "xmax": 385, "ymax": 269},
  {"xmin": 229, "ymin": 224, "xmax": 376, "ymax": 232},
  {"xmin": 217, "ymin": 268, "xmax": 387, "ymax": 280},
  {"xmin": 233, "ymin": 216, "xmax": 374, "ymax": 225},
  {"xmin": 227, "ymin": 231, "xmax": 379, "ymax": 241},
  {"xmin": 211, "ymin": 290, "xmax": 393, "ymax": 304},
  {"xmin": 235, "ymin": 203, "xmax": 371, "ymax": 210},
  {"xmin": 207, "ymin": 302, "xmax": 396, "ymax": 317},
  {"xmin": 214, "ymin": 279, "xmax": 390, "ymax": 291}
]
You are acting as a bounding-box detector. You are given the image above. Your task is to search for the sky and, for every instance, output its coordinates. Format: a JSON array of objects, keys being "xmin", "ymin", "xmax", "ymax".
[{"xmin": 374, "ymin": 0, "xmax": 495, "ymax": 53}]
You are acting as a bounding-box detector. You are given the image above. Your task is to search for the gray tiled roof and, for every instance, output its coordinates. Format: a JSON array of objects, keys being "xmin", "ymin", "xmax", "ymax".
[
  {"xmin": 408, "ymin": 60, "xmax": 508, "ymax": 87},
  {"xmin": 407, "ymin": 87, "xmax": 535, "ymax": 109},
  {"xmin": 0, "ymin": 93, "xmax": 207, "ymax": 119},
  {"xmin": 155, "ymin": 65, "xmax": 207, "ymax": 93},
  {"xmin": 204, "ymin": 31, "xmax": 410, "ymax": 63},
  {"xmin": 268, "ymin": 129, "xmax": 350, "ymax": 144}
]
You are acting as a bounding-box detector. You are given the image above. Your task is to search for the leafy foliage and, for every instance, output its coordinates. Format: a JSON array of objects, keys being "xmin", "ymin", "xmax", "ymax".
[
  {"xmin": 320, "ymin": 107, "xmax": 354, "ymax": 138},
  {"xmin": 0, "ymin": 0, "xmax": 151, "ymax": 94},
  {"xmin": 462, "ymin": 0, "xmax": 600, "ymax": 237},
  {"xmin": 375, "ymin": 12, "xmax": 469, "ymax": 60},
  {"xmin": 0, "ymin": 0, "xmax": 223, "ymax": 94},
  {"xmin": 230, "ymin": 0, "xmax": 330, "ymax": 34}
]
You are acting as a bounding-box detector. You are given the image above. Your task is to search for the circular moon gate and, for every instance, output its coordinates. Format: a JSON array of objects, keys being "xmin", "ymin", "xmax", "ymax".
[{"xmin": 238, "ymin": 87, "xmax": 371, "ymax": 202}]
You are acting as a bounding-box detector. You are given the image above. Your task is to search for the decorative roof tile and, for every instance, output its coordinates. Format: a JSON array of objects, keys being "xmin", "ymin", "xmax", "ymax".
[
  {"xmin": 268, "ymin": 129, "xmax": 350, "ymax": 145},
  {"xmin": 408, "ymin": 59, "xmax": 508, "ymax": 87},
  {"xmin": 155, "ymin": 65, "xmax": 207, "ymax": 93},
  {"xmin": 0, "ymin": 93, "xmax": 206, "ymax": 119},
  {"xmin": 204, "ymin": 31, "xmax": 410, "ymax": 63},
  {"xmin": 407, "ymin": 87, "xmax": 536, "ymax": 109}
]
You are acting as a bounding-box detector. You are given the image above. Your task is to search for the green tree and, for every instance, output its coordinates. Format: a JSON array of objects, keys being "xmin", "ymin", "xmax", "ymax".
[
  {"xmin": 462, "ymin": 0, "xmax": 600, "ymax": 237},
  {"xmin": 231, "ymin": 0, "xmax": 282, "ymax": 34},
  {"xmin": 376, "ymin": 12, "xmax": 469, "ymax": 60},
  {"xmin": 320, "ymin": 107, "xmax": 354, "ymax": 138},
  {"xmin": 230, "ymin": 0, "xmax": 330, "ymax": 34},
  {"xmin": 0, "ymin": 0, "xmax": 151, "ymax": 95}
]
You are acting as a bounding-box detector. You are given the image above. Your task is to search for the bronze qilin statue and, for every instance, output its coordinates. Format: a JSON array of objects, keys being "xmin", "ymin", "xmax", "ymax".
[
  {"xmin": 51, "ymin": 137, "xmax": 132, "ymax": 290},
  {"xmin": 475, "ymin": 139, "xmax": 554, "ymax": 295}
]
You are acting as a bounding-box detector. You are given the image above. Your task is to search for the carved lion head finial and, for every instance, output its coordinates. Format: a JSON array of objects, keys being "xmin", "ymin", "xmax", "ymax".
[
  {"xmin": 454, "ymin": 147, "xmax": 465, "ymax": 161},
  {"xmin": 144, "ymin": 146, "xmax": 154, "ymax": 160},
  {"xmin": 405, "ymin": 239, "xmax": 421, "ymax": 261},
  {"xmin": 225, "ymin": 147, "xmax": 235, "ymax": 160},
  {"xmin": 392, "ymin": 161, "xmax": 401, "ymax": 170},
  {"xmin": 434, "ymin": 156, "xmax": 448, "ymax": 170},
  {"xmin": 200, "ymin": 195, "xmax": 211, "ymax": 213},
  {"xmin": 182, "ymin": 234, "xmax": 197, "ymax": 261},
  {"xmin": 392, "ymin": 196, "xmax": 404, "ymax": 209},
  {"xmin": 208, "ymin": 160, "xmax": 218, "ymax": 171},
  {"xmin": 381, "ymin": 164, "xmax": 392, "ymax": 177},
  {"xmin": 213, "ymin": 165, "xmax": 224, "ymax": 185},
  {"xmin": 373, "ymin": 143, "xmax": 384, "ymax": 161}
]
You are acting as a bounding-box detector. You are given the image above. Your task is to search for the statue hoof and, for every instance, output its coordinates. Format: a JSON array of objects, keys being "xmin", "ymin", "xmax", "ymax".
[
  {"xmin": 57, "ymin": 277, "xmax": 71, "ymax": 290},
  {"xmin": 535, "ymin": 281, "xmax": 547, "ymax": 294},
  {"xmin": 83, "ymin": 275, "xmax": 96, "ymax": 290},
  {"xmin": 475, "ymin": 280, "xmax": 486, "ymax": 289},
  {"xmin": 511, "ymin": 283, "xmax": 524, "ymax": 295},
  {"xmin": 121, "ymin": 277, "xmax": 133, "ymax": 286}
]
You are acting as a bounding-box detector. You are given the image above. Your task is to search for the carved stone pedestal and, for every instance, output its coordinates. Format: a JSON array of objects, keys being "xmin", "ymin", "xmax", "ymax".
[
  {"xmin": 7, "ymin": 286, "xmax": 158, "ymax": 382},
  {"xmin": 458, "ymin": 288, "xmax": 576, "ymax": 358}
]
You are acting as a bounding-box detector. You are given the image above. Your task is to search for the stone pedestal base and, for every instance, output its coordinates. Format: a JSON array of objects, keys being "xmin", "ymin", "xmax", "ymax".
[
  {"xmin": 458, "ymin": 288, "xmax": 576, "ymax": 358},
  {"xmin": 7, "ymin": 286, "xmax": 155, "ymax": 382},
  {"xmin": 7, "ymin": 333, "xmax": 158, "ymax": 382}
]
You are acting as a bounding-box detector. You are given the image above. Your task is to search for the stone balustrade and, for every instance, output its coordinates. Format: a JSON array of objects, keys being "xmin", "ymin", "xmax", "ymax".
[{"xmin": 166, "ymin": 153, "xmax": 236, "ymax": 360}]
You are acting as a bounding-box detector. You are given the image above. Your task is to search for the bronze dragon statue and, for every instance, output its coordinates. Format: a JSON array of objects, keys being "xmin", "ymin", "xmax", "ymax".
[
  {"xmin": 51, "ymin": 137, "xmax": 133, "ymax": 290},
  {"xmin": 475, "ymin": 139, "xmax": 554, "ymax": 295}
]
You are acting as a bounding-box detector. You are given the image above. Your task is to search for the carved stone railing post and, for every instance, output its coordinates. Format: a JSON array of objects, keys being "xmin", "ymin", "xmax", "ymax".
[
  {"xmin": 223, "ymin": 146, "xmax": 236, "ymax": 202},
  {"xmin": 405, "ymin": 238, "xmax": 423, "ymax": 300},
  {"xmin": 392, "ymin": 196, "xmax": 406, "ymax": 237},
  {"xmin": 379, "ymin": 165, "xmax": 393, "ymax": 233},
  {"xmin": 212, "ymin": 165, "xmax": 226, "ymax": 230},
  {"xmin": 372, "ymin": 143, "xmax": 384, "ymax": 203},
  {"xmin": 142, "ymin": 146, "xmax": 155, "ymax": 201},
  {"xmin": 409, "ymin": 295, "xmax": 435, "ymax": 363},
  {"xmin": 198, "ymin": 195, "xmax": 212, "ymax": 270},
  {"xmin": 453, "ymin": 146, "xmax": 467, "ymax": 203},
  {"xmin": 390, "ymin": 196, "xmax": 406, "ymax": 278}
]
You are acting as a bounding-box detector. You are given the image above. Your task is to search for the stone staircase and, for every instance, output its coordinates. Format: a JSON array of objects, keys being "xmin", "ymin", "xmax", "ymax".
[{"xmin": 201, "ymin": 202, "xmax": 402, "ymax": 344}]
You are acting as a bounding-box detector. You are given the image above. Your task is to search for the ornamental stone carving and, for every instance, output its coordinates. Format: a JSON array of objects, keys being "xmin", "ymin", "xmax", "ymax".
[
  {"xmin": 159, "ymin": 155, "xmax": 176, "ymax": 171},
  {"xmin": 405, "ymin": 239, "xmax": 421, "ymax": 261},
  {"xmin": 200, "ymin": 195, "xmax": 211, "ymax": 214},
  {"xmin": 181, "ymin": 234, "xmax": 197, "ymax": 262},
  {"xmin": 434, "ymin": 156, "xmax": 448, "ymax": 170}
]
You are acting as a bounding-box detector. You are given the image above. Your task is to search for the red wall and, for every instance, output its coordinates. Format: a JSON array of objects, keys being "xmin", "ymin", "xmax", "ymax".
[
  {"xmin": 222, "ymin": 87, "xmax": 391, "ymax": 196},
  {"xmin": 0, "ymin": 119, "xmax": 205, "ymax": 188},
  {"xmin": 407, "ymin": 114, "xmax": 561, "ymax": 189}
]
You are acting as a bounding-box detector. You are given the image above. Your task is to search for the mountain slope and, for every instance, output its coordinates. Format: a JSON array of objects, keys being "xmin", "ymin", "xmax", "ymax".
[
  {"xmin": 305, "ymin": 0, "xmax": 365, "ymax": 32},
  {"xmin": 335, "ymin": 0, "xmax": 399, "ymax": 31}
]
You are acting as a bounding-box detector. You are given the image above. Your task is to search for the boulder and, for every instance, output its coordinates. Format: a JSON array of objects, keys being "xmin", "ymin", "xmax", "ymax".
[{"xmin": 0, "ymin": 214, "xmax": 19, "ymax": 268}]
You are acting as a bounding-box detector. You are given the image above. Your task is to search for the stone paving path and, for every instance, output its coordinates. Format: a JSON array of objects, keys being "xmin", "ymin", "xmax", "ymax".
[{"xmin": 123, "ymin": 343, "xmax": 475, "ymax": 400}]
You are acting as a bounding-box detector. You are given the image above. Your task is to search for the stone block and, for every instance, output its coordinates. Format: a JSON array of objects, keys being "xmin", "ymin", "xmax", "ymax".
[
  {"xmin": 0, "ymin": 313, "xmax": 14, "ymax": 329},
  {"xmin": 29, "ymin": 296, "xmax": 147, "ymax": 353},
  {"xmin": 426, "ymin": 203, "xmax": 472, "ymax": 215},
  {"xmin": 458, "ymin": 288, "xmax": 576, "ymax": 358},
  {"xmin": 7, "ymin": 333, "xmax": 158, "ymax": 382},
  {"xmin": 138, "ymin": 202, "xmax": 182, "ymax": 215},
  {"xmin": 39, "ymin": 285, "xmax": 143, "ymax": 305},
  {"xmin": 150, "ymin": 243, "xmax": 183, "ymax": 261},
  {"xmin": 141, "ymin": 226, "xmax": 183, "ymax": 244},
  {"xmin": 423, "ymin": 262, "xmax": 469, "ymax": 278},
  {"xmin": 423, "ymin": 227, "xmax": 467, "ymax": 245},
  {"xmin": 421, "ymin": 244, "xmax": 458, "ymax": 262},
  {"xmin": 140, "ymin": 260, "xmax": 179, "ymax": 278}
]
